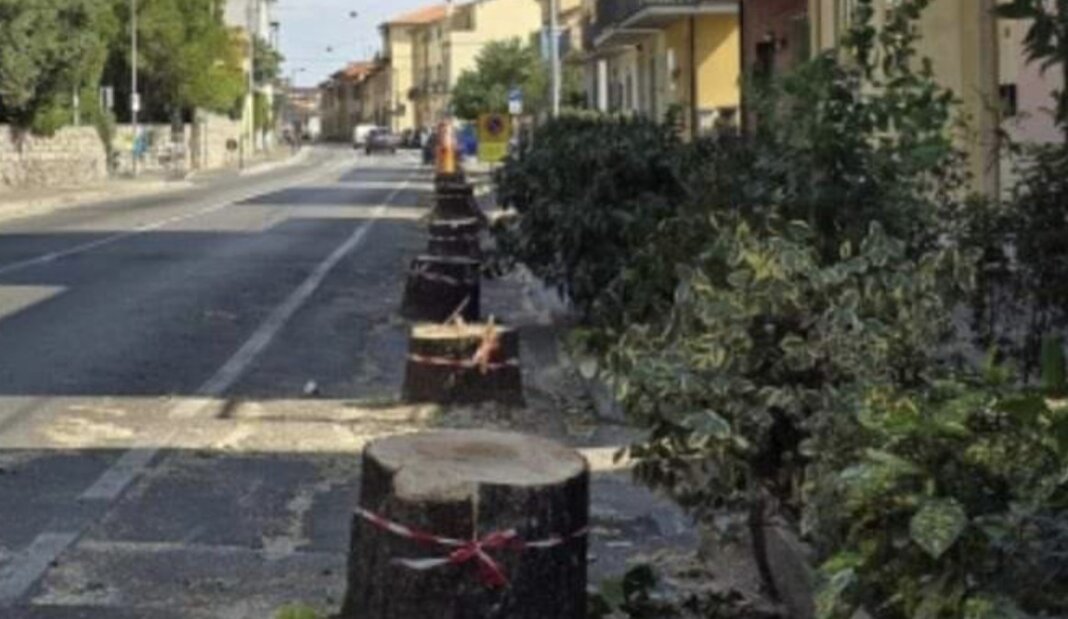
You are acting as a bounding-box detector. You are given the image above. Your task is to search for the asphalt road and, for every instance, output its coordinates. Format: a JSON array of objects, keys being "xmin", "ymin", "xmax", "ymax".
[
  {"xmin": 0, "ymin": 147, "xmax": 698, "ymax": 618},
  {"xmin": 0, "ymin": 147, "xmax": 438, "ymax": 617}
]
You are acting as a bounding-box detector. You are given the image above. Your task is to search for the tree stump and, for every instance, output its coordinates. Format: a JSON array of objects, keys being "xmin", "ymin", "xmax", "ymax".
[
  {"xmin": 427, "ymin": 218, "xmax": 482, "ymax": 259},
  {"xmin": 434, "ymin": 183, "xmax": 484, "ymax": 222},
  {"xmin": 435, "ymin": 171, "xmax": 467, "ymax": 191},
  {"xmin": 402, "ymin": 322, "xmax": 523, "ymax": 405},
  {"xmin": 400, "ymin": 255, "xmax": 480, "ymax": 323},
  {"xmin": 339, "ymin": 430, "xmax": 590, "ymax": 619}
]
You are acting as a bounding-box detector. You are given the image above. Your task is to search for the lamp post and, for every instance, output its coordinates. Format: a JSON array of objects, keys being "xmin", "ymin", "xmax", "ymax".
[
  {"xmin": 131, "ymin": 0, "xmax": 139, "ymax": 176},
  {"xmin": 549, "ymin": 0, "xmax": 560, "ymax": 117}
]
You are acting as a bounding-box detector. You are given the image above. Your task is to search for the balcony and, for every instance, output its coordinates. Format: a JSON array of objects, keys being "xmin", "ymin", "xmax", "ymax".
[{"xmin": 592, "ymin": 0, "xmax": 737, "ymax": 49}]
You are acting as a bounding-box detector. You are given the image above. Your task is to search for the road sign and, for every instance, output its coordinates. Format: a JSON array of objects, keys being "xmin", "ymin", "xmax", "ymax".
[
  {"xmin": 477, "ymin": 113, "xmax": 511, "ymax": 163},
  {"xmin": 508, "ymin": 88, "xmax": 523, "ymax": 116}
]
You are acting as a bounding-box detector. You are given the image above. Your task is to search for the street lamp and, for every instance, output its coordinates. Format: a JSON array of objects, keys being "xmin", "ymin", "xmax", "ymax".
[{"xmin": 131, "ymin": 0, "xmax": 140, "ymax": 176}]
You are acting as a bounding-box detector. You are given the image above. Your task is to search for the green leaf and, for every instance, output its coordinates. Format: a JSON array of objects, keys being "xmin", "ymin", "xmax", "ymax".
[
  {"xmin": 682, "ymin": 410, "xmax": 732, "ymax": 440},
  {"xmin": 1041, "ymin": 336, "xmax": 1067, "ymax": 395},
  {"xmin": 909, "ymin": 499, "xmax": 967, "ymax": 559}
]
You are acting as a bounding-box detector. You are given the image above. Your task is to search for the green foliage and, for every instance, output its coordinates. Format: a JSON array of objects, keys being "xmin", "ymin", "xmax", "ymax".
[
  {"xmin": 274, "ymin": 604, "xmax": 321, "ymax": 619},
  {"xmin": 451, "ymin": 38, "xmax": 555, "ymax": 120},
  {"xmin": 814, "ymin": 380, "xmax": 1068, "ymax": 618},
  {"xmin": 493, "ymin": 112, "xmax": 688, "ymax": 332},
  {"xmin": 104, "ymin": 0, "xmax": 245, "ymax": 123},
  {"xmin": 611, "ymin": 217, "xmax": 970, "ymax": 519},
  {"xmin": 254, "ymin": 36, "xmax": 283, "ymax": 85},
  {"xmin": 0, "ymin": 0, "xmax": 118, "ymax": 133},
  {"xmin": 254, "ymin": 92, "xmax": 271, "ymax": 131}
]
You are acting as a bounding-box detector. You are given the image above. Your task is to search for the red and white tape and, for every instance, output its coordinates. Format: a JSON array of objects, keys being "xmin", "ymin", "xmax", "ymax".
[{"xmin": 356, "ymin": 507, "xmax": 588, "ymax": 588}]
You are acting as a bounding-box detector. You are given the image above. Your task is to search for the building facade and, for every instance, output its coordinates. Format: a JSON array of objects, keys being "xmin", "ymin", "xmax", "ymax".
[
  {"xmin": 808, "ymin": 0, "xmax": 1063, "ymax": 197},
  {"xmin": 586, "ymin": 0, "xmax": 742, "ymax": 136},
  {"xmin": 319, "ymin": 62, "xmax": 377, "ymax": 142},
  {"xmin": 224, "ymin": 0, "xmax": 278, "ymax": 151},
  {"xmin": 382, "ymin": 0, "xmax": 544, "ymax": 131}
]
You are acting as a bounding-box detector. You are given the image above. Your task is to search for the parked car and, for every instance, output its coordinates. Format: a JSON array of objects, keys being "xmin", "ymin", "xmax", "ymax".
[
  {"xmin": 366, "ymin": 129, "xmax": 400, "ymax": 155},
  {"xmin": 352, "ymin": 124, "xmax": 380, "ymax": 149}
]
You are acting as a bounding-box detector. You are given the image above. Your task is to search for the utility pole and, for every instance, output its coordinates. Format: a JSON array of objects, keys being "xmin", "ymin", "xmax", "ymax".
[
  {"xmin": 245, "ymin": 0, "xmax": 258, "ymax": 166},
  {"xmin": 131, "ymin": 0, "xmax": 139, "ymax": 177},
  {"xmin": 549, "ymin": 0, "xmax": 560, "ymax": 117}
]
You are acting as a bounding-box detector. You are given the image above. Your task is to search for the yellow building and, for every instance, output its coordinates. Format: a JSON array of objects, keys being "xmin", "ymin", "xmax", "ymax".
[
  {"xmin": 809, "ymin": 0, "xmax": 1062, "ymax": 197},
  {"xmin": 587, "ymin": 0, "xmax": 741, "ymax": 137},
  {"xmin": 379, "ymin": 5, "xmax": 449, "ymax": 134},
  {"xmin": 401, "ymin": 0, "xmax": 544, "ymax": 128}
]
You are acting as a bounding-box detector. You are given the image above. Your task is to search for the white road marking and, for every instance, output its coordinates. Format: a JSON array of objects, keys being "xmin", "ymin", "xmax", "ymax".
[
  {"xmin": 0, "ymin": 161, "xmax": 415, "ymax": 608},
  {"xmin": 0, "ymin": 533, "xmax": 79, "ymax": 605},
  {"xmin": 0, "ymin": 154, "xmax": 353, "ymax": 278}
]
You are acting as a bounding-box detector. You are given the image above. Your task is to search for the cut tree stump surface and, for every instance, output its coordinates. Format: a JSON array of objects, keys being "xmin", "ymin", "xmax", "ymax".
[
  {"xmin": 340, "ymin": 430, "xmax": 589, "ymax": 619},
  {"xmin": 403, "ymin": 323, "xmax": 523, "ymax": 405}
]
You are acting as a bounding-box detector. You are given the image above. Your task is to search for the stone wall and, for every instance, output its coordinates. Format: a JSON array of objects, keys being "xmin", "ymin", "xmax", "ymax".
[{"xmin": 0, "ymin": 126, "xmax": 108, "ymax": 193}]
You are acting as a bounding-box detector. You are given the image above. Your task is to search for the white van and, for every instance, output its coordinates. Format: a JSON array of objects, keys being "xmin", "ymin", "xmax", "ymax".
[{"xmin": 353, "ymin": 124, "xmax": 381, "ymax": 148}]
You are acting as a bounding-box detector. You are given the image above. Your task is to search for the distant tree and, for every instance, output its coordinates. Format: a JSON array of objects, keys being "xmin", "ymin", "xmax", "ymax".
[
  {"xmin": 0, "ymin": 0, "xmax": 118, "ymax": 134},
  {"xmin": 451, "ymin": 39, "xmax": 549, "ymax": 119},
  {"xmin": 103, "ymin": 0, "xmax": 245, "ymax": 126}
]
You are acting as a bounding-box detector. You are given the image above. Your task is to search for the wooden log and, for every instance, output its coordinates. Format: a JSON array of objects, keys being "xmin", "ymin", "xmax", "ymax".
[
  {"xmin": 433, "ymin": 183, "xmax": 483, "ymax": 222},
  {"xmin": 339, "ymin": 430, "xmax": 589, "ymax": 619},
  {"xmin": 434, "ymin": 171, "xmax": 467, "ymax": 191},
  {"xmin": 427, "ymin": 218, "xmax": 483, "ymax": 258},
  {"xmin": 400, "ymin": 255, "xmax": 480, "ymax": 323},
  {"xmin": 402, "ymin": 322, "xmax": 523, "ymax": 405}
]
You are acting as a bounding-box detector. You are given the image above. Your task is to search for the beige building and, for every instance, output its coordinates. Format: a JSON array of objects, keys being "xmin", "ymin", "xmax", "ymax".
[
  {"xmin": 384, "ymin": 0, "xmax": 544, "ymax": 130},
  {"xmin": 586, "ymin": 0, "xmax": 742, "ymax": 136},
  {"xmin": 319, "ymin": 62, "xmax": 377, "ymax": 142},
  {"xmin": 809, "ymin": 0, "xmax": 1063, "ymax": 197}
]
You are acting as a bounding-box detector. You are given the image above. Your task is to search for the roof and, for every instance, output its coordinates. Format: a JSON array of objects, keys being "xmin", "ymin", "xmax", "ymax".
[
  {"xmin": 332, "ymin": 61, "xmax": 378, "ymax": 82},
  {"xmin": 386, "ymin": 4, "xmax": 449, "ymax": 26}
]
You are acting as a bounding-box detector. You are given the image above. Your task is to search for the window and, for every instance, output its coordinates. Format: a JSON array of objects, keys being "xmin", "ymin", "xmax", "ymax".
[{"xmin": 1000, "ymin": 83, "xmax": 1018, "ymax": 117}]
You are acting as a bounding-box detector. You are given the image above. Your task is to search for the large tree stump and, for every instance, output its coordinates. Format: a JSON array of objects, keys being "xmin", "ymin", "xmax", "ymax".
[
  {"xmin": 435, "ymin": 171, "xmax": 467, "ymax": 191},
  {"xmin": 400, "ymin": 255, "xmax": 480, "ymax": 323},
  {"xmin": 433, "ymin": 183, "xmax": 484, "ymax": 222},
  {"xmin": 402, "ymin": 322, "xmax": 523, "ymax": 405},
  {"xmin": 340, "ymin": 430, "xmax": 589, "ymax": 619},
  {"xmin": 427, "ymin": 217, "xmax": 482, "ymax": 259}
]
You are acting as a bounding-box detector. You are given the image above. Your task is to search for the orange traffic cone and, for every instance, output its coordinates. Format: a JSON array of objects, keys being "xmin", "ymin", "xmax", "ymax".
[{"xmin": 437, "ymin": 122, "xmax": 457, "ymax": 176}]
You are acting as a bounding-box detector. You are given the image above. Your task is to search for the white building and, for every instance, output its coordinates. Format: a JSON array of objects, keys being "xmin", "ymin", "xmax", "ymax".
[{"xmin": 224, "ymin": 0, "xmax": 278, "ymax": 152}]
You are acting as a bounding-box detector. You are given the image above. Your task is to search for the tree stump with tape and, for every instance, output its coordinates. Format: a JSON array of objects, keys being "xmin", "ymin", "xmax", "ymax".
[
  {"xmin": 400, "ymin": 255, "xmax": 481, "ymax": 323},
  {"xmin": 339, "ymin": 430, "xmax": 589, "ymax": 619},
  {"xmin": 402, "ymin": 321, "xmax": 523, "ymax": 405},
  {"xmin": 427, "ymin": 217, "xmax": 482, "ymax": 259}
]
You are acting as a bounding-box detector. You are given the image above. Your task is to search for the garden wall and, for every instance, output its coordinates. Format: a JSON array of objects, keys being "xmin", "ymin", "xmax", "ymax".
[{"xmin": 0, "ymin": 126, "xmax": 108, "ymax": 194}]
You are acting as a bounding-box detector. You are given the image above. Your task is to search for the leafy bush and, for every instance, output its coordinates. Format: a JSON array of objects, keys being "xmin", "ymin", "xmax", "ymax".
[
  {"xmin": 814, "ymin": 378, "xmax": 1068, "ymax": 618},
  {"xmin": 493, "ymin": 112, "xmax": 689, "ymax": 332}
]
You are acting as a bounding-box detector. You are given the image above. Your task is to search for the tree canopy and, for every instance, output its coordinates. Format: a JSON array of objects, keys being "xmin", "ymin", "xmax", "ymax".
[
  {"xmin": 450, "ymin": 38, "xmax": 591, "ymax": 120},
  {"xmin": 0, "ymin": 0, "xmax": 118, "ymax": 133}
]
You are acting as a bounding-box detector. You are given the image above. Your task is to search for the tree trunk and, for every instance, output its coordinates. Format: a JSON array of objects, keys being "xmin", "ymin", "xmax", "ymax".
[
  {"xmin": 426, "ymin": 217, "xmax": 482, "ymax": 259},
  {"xmin": 401, "ymin": 256, "xmax": 481, "ymax": 323},
  {"xmin": 433, "ymin": 183, "xmax": 484, "ymax": 222},
  {"xmin": 403, "ymin": 323, "xmax": 523, "ymax": 405},
  {"xmin": 340, "ymin": 430, "xmax": 589, "ymax": 619}
]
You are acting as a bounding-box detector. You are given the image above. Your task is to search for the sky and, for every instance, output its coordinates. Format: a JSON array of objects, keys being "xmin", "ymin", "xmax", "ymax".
[{"xmin": 273, "ymin": 0, "xmax": 431, "ymax": 88}]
